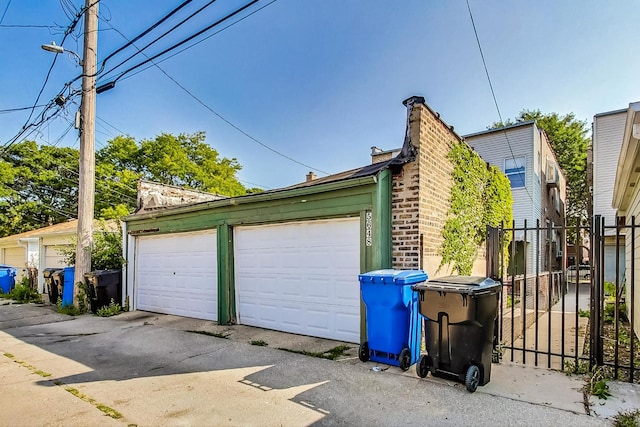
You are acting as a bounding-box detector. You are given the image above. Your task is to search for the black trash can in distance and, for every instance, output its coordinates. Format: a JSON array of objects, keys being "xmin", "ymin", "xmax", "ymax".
[
  {"xmin": 84, "ymin": 269, "xmax": 122, "ymax": 313},
  {"xmin": 43, "ymin": 268, "xmax": 62, "ymax": 304},
  {"xmin": 413, "ymin": 276, "xmax": 501, "ymax": 392},
  {"xmin": 51, "ymin": 269, "xmax": 65, "ymax": 303}
]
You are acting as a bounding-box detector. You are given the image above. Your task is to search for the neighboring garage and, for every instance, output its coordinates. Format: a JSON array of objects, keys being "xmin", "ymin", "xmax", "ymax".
[
  {"xmin": 43, "ymin": 245, "xmax": 67, "ymax": 268},
  {"xmin": 3, "ymin": 247, "xmax": 25, "ymax": 270},
  {"xmin": 234, "ymin": 217, "xmax": 361, "ymax": 343},
  {"xmin": 135, "ymin": 230, "xmax": 218, "ymax": 321},
  {"xmin": 124, "ymin": 164, "xmax": 395, "ymax": 343}
]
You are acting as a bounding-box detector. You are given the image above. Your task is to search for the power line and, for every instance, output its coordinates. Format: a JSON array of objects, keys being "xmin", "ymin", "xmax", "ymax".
[
  {"xmin": 0, "ymin": 1, "xmax": 90, "ymax": 152},
  {"xmin": 121, "ymin": 0, "xmax": 278, "ymax": 82},
  {"xmin": 0, "ymin": 24, "xmax": 66, "ymax": 29},
  {"xmin": 465, "ymin": 0, "xmax": 535, "ymax": 205},
  {"xmin": 102, "ymin": 0, "xmax": 259, "ymax": 85},
  {"xmin": 0, "ymin": 0, "xmax": 11, "ymax": 24},
  {"xmin": 96, "ymin": 0, "xmax": 200, "ymax": 80},
  {"xmin": 99, "ymin": 1, "xmax": 325, "ymax": 175},
  {"xmin": 0, "ymin": 104, "xmax": 49, "ymax": 114}
]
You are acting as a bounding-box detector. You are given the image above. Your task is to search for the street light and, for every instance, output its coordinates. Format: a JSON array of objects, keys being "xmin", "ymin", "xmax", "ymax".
[{"xmin": 41, "ymin": 41, "xmax": 83, "ymax": 65}]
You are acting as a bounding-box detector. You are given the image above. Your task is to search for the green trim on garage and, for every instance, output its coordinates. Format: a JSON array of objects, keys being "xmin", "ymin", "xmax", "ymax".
[{"xmin": 126, "ymin": 172, "xmax": 393, "ymax": 327}]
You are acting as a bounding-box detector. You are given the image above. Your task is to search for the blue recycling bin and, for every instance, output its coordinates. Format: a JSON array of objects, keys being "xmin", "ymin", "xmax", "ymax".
[
  {"xmin": 0, "ymin": 265, "xmax": 17, "ymax": 294},
  {"xmin": 358, "ymin": 269, "xmax": 428, "ymax": 370},
  {"xmin": 61, "ymin": 266, "xmax": 75, "ymax": 306}
]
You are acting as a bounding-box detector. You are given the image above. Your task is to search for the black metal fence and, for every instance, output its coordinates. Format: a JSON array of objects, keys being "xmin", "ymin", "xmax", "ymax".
[{"xmin": 487, "ymin": 217, "xmax": 638, "ymax": 382}]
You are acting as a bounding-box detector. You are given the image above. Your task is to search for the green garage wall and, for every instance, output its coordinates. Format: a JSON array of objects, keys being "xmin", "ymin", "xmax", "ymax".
[{"xmin": 125, "ymin": 171, "xmax": 393, "ymax": 325}]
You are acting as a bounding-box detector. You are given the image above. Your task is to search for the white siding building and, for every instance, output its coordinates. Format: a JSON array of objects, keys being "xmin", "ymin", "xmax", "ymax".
[
  {"xmin": 593, "ymin": 109, "xmax": 627, "ymax": 283},
  {"xmin": 611, "ymin": 101, "xmax": 640, "ymax": 339},
  {"xmin": 464, "ymin": 121, "xmax": 567, "ymax": 275}
]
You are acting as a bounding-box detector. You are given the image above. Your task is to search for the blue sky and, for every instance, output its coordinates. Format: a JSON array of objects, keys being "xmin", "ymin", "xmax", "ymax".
[{"xmin": 1, "ymin": 0, "xmax": 639, "ymax": 190}]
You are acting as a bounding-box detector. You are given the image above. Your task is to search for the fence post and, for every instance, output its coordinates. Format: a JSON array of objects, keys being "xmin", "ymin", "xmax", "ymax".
[
  {"xmin": 590, "ymin": 215, "xmax": 603, "ymax": 367},
  {"xmin": 486, "ymin": 226, "xmax": 500, "ymax": 280}
]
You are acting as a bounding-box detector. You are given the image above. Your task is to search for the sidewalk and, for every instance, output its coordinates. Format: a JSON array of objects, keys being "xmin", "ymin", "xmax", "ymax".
[{"xmin": 498, "ymin": 280, "xmax": 640, "ymax": 420}]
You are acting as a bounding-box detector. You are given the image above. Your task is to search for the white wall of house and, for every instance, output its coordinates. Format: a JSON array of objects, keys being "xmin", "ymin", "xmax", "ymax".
[
  {"xmin": 594, "ymin": 110, "xmax": 628, "ymax": 290},
  {"xmin": 594, "ymin": 109, "xmax": 626, "ymax": 224},
  {"xmin": 466, "ymin": 123, "xmax": 537, "ymax": 226},
  {"xmin": 611, "ymin": 102, "xmax": 640, "ymax": 339}
]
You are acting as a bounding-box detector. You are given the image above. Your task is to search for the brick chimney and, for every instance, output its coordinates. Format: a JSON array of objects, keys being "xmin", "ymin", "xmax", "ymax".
[{"xmin": 306, "ymin": 172, "xmax": 317, "ymax": 182}]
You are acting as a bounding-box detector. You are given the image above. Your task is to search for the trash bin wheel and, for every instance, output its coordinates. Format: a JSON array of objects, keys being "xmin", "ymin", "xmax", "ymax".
[
  {"xmin": 416, "ymin": 354, "xmax": 431, "ymax": 378},
  {"xmin": 358, "ymin": 341, "xmax": 370, "ymax": 362},
  {"xmin": 399, "ymin": 348, "xmax": 411, "ymax": 371},
  {"xmin": 465, "ymin": 365, "xmax": 480, "ymax": 393}
]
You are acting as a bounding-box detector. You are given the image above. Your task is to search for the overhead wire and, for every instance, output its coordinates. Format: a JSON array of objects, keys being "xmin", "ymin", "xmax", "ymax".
[
  {"xmin": 95, "ymin": 0, "xmax": 197, "ymax": 80},
  {"xmin": 120, "ymin": 0, "xmax": 277, "ymax": 81},
  {"xmin": 100, "ymin": 0, "xmax": 259, "ymax": 85},
  {"xmin": 0, "ymin": 104, "xmax": 50, "ymax": 114},
  {"xmin": 0, "ymin": 0, "xmax": 11, "ymax": 24},
  {"xmin": 465, "ymin": 0, "xmax": 535, "ymax": 205},
  {"xmin": 0, "ymin": 0, "xmax": 89, "ymax": 152},
  {"xmin": 98, "ymin": 0, "xmax": 325, "ymax": 175}
]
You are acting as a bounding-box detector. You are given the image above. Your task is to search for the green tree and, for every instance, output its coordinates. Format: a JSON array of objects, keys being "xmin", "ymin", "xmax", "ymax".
[
  {"xmin": 0, "ymin": 141, "xmax": 79, "ymax": 236},
  {"xmin": 95, "ymin": 132, "xmax": 248, "ymax": 217},
  {"xmin": 0, "ymin": 132, "xmax": 253, "ymax": 236},
  {"xmin": 492, "ymin": 110, "xmax": 590, "ymax": 225}
]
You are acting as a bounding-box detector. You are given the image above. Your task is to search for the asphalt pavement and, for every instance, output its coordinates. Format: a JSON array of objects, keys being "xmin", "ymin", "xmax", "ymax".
[{"xmin": 0, "ymin": 300, "xmax": 633, "ymax": 426}]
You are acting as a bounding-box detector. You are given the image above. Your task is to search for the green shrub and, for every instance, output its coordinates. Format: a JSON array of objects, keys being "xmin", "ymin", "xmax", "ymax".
[
  {"xmin": 578, "ymin": 309, "xmax": 590, "ymax": 318},
  {"xmin": 605, "ymin": 302, "xmax": 628, "ymax": 323},
  {"xmin": 96, "ymin": 299, "xmax": 121, "ymax": 317},
  {"xmin": 0, "ymin": 279, "xmax": 41, "ymax": 304}
]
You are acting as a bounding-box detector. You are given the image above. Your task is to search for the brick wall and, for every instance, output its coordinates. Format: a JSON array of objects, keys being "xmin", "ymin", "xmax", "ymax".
[{"xmin": 391, "ymin": 96, "xmax": 486, "ymax": 276}]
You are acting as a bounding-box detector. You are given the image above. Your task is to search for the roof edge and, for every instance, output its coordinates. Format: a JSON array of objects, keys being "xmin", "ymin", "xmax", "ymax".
[{"xmin": 463, "ymin": 120, "xmax": 536, "ymax": 139}]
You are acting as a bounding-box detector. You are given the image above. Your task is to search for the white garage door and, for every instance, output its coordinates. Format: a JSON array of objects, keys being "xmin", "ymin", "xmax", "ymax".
[
  {"xmin": 3, "ymin": 247, "xmax": 25, "ymax": 269},
  {"xmin": 234, "ymin": 218, "xmax": 361, "ymax": 343},
  {"xmin": 44, "ymin": 245, "xmax": 68, "ymax": 268},
  {"xmin": 3, "ymin": 247, "xmax": 26, "ymax": 281},
  {"xmin": 135, "ymin": 230, "xmax": 218, "ymax": 320}
]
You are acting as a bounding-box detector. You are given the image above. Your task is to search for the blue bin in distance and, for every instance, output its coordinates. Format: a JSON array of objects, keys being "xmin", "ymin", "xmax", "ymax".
[
  {"xmin": 358, "ymin": 269, "xmax": 428, "ymax": 370},
  {"xmin": 0, "ymin": 265, "xmax": 17, "ymax": 294},
  {"xmin": 61, "ymin": 266, "xmax": 75, "ymax": 306}
]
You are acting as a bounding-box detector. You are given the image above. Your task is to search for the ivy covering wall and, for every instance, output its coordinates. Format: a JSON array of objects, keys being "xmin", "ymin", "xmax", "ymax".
[{"xmin": 439, "ymin": 142, "xmax": 513, "ymax": 275}]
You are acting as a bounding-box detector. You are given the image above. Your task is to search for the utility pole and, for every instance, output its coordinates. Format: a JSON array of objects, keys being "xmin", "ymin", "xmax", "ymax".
[{"xmin": 74, "ymin": 0, "xmax": 98, "ymax": 306}]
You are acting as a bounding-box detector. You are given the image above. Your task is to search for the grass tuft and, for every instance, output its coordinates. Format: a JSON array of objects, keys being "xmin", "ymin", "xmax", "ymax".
[{"xmin": 278, "ymin": 345, "xmax": 351, "ymax": 361}]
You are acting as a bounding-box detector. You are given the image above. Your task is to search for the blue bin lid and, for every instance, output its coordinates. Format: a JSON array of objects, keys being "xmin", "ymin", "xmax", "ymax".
[
  {"xmin": 0, "ymin": 265, "xmax": 17, "ymax": 274},
  {"xmin": 359, "ymin": 269, "xmax": 428, "ymax": 285}
]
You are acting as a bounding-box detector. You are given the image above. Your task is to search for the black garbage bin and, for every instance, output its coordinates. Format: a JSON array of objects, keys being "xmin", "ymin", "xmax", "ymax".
[
  {"xmin": 412, "ymin": 276, "xmax": 501, "ymax": 392},
  {"xmin": 51, "ymin": 269, "xmax": 65, "ymax": 303},
  {"xmin": 85, "ymin": 269, "xmax": 122, "ymax": 313},
  {"xmin": 43, "ymin": 268, "xmax": 62, "ymax": 304}
]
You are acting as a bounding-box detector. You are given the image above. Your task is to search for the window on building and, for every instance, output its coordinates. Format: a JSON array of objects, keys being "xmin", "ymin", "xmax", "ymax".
[{"xmin": 505, "ymin": 157, "xmax": 526, "ymax": 188}]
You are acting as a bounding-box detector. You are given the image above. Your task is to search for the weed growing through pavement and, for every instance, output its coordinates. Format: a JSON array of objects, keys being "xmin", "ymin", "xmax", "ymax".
[
  {"xmin": 589, "ymin": 366, "xmax": 612, "ymax": 400},
  {"xmin": 250, "ymin": 340, "xmax": 268, "ymax": 346},
  {"xmin": 278, "ymin": 345, "xmax": 351, "ymax": 361},
  {"xmin": 96, "ymin": 299, "xmax": 122, "ymax": 317},
  {"xmin": 613, "ymin": 409, "xmax": 640, "ymax": 427},
  {"xmin": 563, "ymin": 359, "xmax": 590, "ymax": 376},
  {"xmin": 3, "ymin": 353, "xmax": 51, "ymax": 377},
  {"xmin": 55, "ymin": 297, "xmax": 82, "ymax": 316},
  {"xmin": 64, "ymin": 386, "xmax": 123, "ymax": 419}
]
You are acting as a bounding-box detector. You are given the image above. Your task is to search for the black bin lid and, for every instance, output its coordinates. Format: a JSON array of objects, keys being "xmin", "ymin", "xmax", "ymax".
[{"xmin": 413, "ymin": 275, "xmax": 501, "ymax": 295}]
